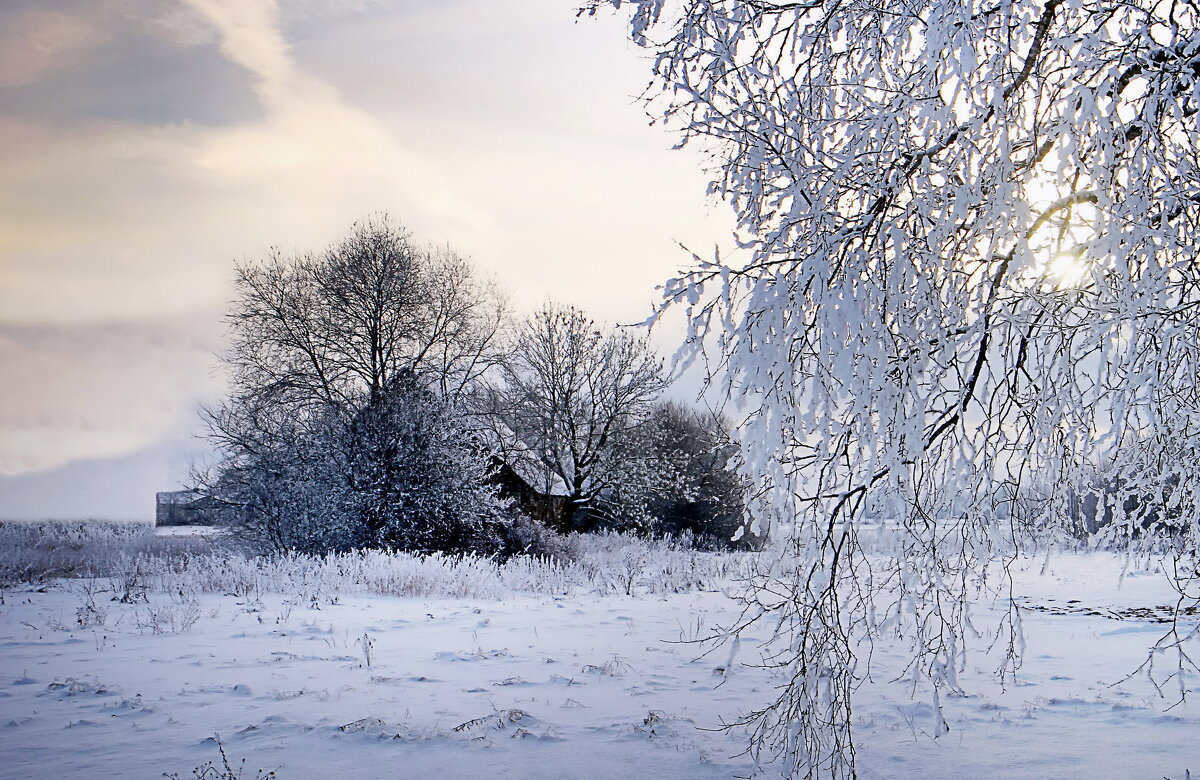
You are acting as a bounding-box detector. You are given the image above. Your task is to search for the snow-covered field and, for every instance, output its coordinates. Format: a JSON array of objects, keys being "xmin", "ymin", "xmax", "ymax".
[{"xmin": 0, "ymin": 539, "xmax": 1196, "ymax": 779}]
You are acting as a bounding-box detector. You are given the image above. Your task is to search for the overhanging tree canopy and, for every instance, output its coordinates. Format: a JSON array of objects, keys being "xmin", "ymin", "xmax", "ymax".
[{"xmin": 591, "ymin": 1, "xmax": 1200, "ymax": 776}]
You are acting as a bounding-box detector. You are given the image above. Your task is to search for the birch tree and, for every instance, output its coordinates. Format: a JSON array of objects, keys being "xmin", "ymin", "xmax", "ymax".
[{"xmin": 590, "ymin": 1, "xmax": 1200, "ymax": 776}]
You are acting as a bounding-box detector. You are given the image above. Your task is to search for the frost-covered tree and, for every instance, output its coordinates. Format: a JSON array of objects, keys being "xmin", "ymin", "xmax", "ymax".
[
  {"xmin": 485, "ymin": 304, "xmax": 666, "ymax": 531},
  {"xmin": 203, "ymin": 218, "xmax": 509, "ymax": 554},
  {"xmin": 590, "ymin": 1, "xmax": 1200, "ymax": 776},
  {"xmin": 600, "ymin": 401, "xmax": 753, "ymax": 548},
  {"xmin": 207, "ymin": 374, "xmax": 506, "ymax": 554}
]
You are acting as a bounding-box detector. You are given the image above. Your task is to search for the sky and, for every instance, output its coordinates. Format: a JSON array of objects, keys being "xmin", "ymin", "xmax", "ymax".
[{"xmin": 0, "ymin": 0, "xmax": 732, "ymax": 520}]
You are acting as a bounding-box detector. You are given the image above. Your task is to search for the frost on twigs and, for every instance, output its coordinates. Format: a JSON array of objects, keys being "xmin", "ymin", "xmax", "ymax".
[
  {"xmin": 162, "ymin": 735, "xmax": 277, "ymax": 780},
  {"xmin": 453, "ymin": 707, "xmax": 533, "ymax": 734},
  {"xmin": 596, "ymin": 0, "xmax": 1200, "ymax": 776}
]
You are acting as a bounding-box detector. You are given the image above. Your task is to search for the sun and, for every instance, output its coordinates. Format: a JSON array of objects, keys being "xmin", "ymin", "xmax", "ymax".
[{"xmin": 1046, "ymin": 250, "xmax": 1090, "ymax": 287}]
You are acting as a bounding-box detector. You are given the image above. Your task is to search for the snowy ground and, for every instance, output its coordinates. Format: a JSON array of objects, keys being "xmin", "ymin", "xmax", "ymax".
[{"xmin": 0, "ymin": 551, "xmax": 1196, "ymax": 779}]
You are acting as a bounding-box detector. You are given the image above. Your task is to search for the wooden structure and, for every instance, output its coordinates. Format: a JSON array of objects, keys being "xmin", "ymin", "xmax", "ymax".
[{"xmin": 155, "ymin": 490, "xmax": 225, "ymax": 527}]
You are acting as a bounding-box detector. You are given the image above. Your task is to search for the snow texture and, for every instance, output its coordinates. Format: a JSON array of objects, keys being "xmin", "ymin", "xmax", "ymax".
[{"xmin": 0, "ymin": 549, "xmax": 1194, "ymax": 779}]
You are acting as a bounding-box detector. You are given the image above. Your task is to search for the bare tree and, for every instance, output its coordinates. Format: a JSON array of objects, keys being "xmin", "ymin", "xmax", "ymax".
[
  {"xmin": 591, "ymin": 0, "xmax": 1200, "ymax": 776},
  {"xmin": 225, "ymin": 217, "xmax": 507, "ymax": 412},
  {"xmin": 204, "ymin": 217, "xmax": 510, "ymax": 553},
  {"xmin": 485, "ymin": 304, "xmax": 666, "ymax": 531}
]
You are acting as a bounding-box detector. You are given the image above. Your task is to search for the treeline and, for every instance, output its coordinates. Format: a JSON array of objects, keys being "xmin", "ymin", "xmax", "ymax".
[{"xmin": 198, "ymin": 217, "xmax": 752, "ymax": 556}]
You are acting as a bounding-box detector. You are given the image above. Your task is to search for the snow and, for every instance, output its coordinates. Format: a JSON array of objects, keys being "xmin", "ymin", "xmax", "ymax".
[
  {"xmin": 152, "ymin": 525, "xmax": 224, "ymax": 538},
  {"xmin": 0, "ymin": 550, "xmax": 1195, "ymax": 779}
]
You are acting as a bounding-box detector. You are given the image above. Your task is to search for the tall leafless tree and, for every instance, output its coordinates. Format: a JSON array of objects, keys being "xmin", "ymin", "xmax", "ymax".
[
  {"xmin": 203, "ymin": 217, "xmax": 510, "ymax": 553},
  {"xmin": 485, "ymin": 304, "xmax": 666, "ymax": 531},
  {"xmin": 224, "ymin": 217, "xmax": 507, "ymax": 414}
]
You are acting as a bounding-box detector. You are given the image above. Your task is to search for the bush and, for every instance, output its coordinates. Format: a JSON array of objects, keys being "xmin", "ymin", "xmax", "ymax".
[
  {"xmin": 0, "ymin": 522, "xmax": 754, "ymax": 599},
  {"xmin": 211, "ymin": 377, "xmax": 510, "ymax": 556},
  {"xmin": 495, "ymin": 512, "xmax": 579, "ymax": 561},
  {"xmin": 592, "ymin": 402, "xmax": 758, "ymax": 549},
  {"xmin": 0, "ymin": 521, "xmax": 220, "ymax": 587}
]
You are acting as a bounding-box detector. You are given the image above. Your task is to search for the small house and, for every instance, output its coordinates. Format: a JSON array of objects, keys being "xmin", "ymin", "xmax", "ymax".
[{"xmin": 155, "ymin": 489, "xmax": 226, "ymax": 527}]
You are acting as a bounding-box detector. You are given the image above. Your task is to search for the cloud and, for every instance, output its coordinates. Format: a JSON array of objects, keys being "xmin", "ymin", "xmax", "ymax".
[
  {"xmin": 0, "ymin": 0, "xmax": 473, "ymax": 323},
  {"xmin": 180, "ymin": 0, "xmax": 460, "ymax": 209},
  {"xmin": 286, "ymin": 0, "xmax": 730, "ymax": 323},
  {"xmin": 0, "ymin": 312, "xmax": 225, "ymax": 475},
  {"xmin": 0, "ymin": 6, "xmax": 258, "ymax": 126},
  {"xmin": 0, "ymin": 3, "xmax": 108, "ymax": 89},
  {"xmin": 0, "ymin": 437, "xmax": 210, "ymax": 520}
]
